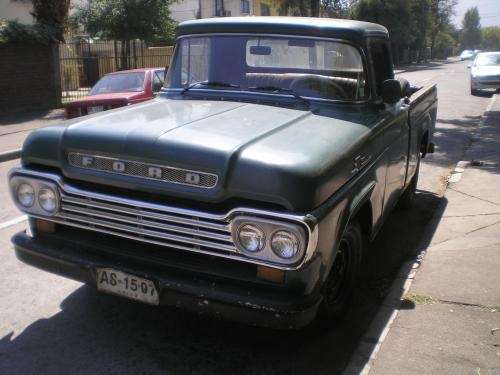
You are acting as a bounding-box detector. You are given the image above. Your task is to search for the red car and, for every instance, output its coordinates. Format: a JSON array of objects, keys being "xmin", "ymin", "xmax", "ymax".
[{"xmin": 64, "ymin": 68, "xmax": 165, "ymax": 119}]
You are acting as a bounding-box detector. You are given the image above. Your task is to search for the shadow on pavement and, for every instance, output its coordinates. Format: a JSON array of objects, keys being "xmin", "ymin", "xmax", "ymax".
[
  {"xmin": 395, "ymin": 60, "xmax": 455, "ymax": 74},
  {"xmin": 0, "ymin": 191, "xmax": 445, "ymax": 375},
  {"xmin": 0, "ymin": 109, "xmax": 64, "ymax": 126}
]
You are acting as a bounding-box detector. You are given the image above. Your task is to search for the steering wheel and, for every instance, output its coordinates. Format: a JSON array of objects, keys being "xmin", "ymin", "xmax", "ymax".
[{"xmin": 290, "ymin": 75, "xmax": 349, "ymax": 100}]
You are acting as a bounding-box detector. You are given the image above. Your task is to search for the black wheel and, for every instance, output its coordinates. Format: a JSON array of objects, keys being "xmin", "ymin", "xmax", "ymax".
[
  {"xmin": 316, "ymin": 221, "xmax": 363, "ymax": 323},
  {"xmin": 470, "ymin": 85, "xmax": 479, "ymax": 96},
  {"xmin": 398, "ymin": 150, "xmax": 421, "ymax": 210}
]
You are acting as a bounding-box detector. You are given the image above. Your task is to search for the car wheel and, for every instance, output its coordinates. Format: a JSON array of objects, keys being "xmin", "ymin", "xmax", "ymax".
[
  {"xmin": 398, "ymin": 149, "xmax": 421, "ymax": 210},
  {"xmin": 470, "ymin": 85, "xmax": 479, "ymax": 96},
  {"xmin": 316, "ymin": 220, "xmax": 363, "ymax": 323}
]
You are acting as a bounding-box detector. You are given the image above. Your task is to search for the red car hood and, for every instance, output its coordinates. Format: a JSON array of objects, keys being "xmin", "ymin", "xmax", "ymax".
[{"xmin": 66, "ymin": 92, "xmax": 145, "ymax": 107}]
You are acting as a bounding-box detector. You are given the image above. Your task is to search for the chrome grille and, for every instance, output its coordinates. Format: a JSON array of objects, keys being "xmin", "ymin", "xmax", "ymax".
[
  {"xmin": 68, "ymin": 152, "xmax": 218, "ymax": 188},
  {"xmin": 53, "ymin": 186, "xmax": 238, "ymax": 254}
]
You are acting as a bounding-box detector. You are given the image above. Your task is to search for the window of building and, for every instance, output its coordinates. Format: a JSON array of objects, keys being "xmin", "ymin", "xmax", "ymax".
[
  {"xmin": 260, "ymin": 3, "xmax": 271, "ymax": 16},
  {"xmin": 241, "ymin": 0, "xmax": 250, "ymax": 14}
]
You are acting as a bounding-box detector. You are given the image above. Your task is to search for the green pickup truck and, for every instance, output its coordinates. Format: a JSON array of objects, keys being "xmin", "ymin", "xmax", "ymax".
[{"xmin": 9, "ymin": 17, "xmax": 437, "ymax": 329}]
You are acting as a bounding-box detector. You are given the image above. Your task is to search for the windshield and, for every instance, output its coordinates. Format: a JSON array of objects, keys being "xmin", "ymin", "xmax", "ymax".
[
  {"xmin": 165, "ymin": 35, "xmax": 368, "ymax": 102},
  {"xmin": 90, "ymin": 72, "xmax": 145, "ymax": 95},
  {"xmin": 474, "ymin": 53, "xmax": 500, "ymax": 66}
]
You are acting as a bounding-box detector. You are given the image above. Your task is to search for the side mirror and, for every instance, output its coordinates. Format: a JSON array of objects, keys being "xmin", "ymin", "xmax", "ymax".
[{"xmin": 381, "ymin": 79, "xmax": 402, "ymax": 104}]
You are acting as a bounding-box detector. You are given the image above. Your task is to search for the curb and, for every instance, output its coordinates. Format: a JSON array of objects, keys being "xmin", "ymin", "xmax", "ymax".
[
  {"xmin": 343, "ymin": 196, "xmax": 444, "ymax": 375},
  {"xmin": 0, "ymin": 149, "xmax": 21, "ymax": 163}
]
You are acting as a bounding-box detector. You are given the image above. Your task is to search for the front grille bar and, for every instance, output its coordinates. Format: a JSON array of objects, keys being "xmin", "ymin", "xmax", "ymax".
[{"xmin": 54, "ymin": 188, "xmax": 238, "ymax": 255}]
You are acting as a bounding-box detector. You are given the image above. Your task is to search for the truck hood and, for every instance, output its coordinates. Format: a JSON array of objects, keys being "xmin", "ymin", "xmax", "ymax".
[{"xmin": 22, "ymin": 98, "xmax": 375, "ymax": 211}]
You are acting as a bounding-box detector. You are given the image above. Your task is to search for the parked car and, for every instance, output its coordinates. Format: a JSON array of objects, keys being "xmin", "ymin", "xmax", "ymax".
[
  {"xmin": 64, "ymin": 68, "xmax": 165, "ymax": 118},
  {"xmin": 460, "ymin": 50, "xmax": 474, "ymax": 60},
  {"xmin": 470, "ymin": 52, "xmax": 500, "ymax": 95},
  {"xmin": 10, "ymin": 17, "xmax": 437, "ymax": 329}
]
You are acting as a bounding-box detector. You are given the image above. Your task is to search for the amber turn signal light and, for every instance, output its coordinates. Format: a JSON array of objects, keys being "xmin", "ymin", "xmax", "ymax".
[
  {"xmin": 35, "ymin": 219, "xmax": 56, "ymax": 233},
  {"xmin": 257, "ymin": 265, "xmax": 285, "ymax": 283}
]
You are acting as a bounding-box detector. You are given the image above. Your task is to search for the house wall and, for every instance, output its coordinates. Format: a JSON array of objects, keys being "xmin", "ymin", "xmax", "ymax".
[{"xmin": 0, "ymin": 0, "xmax": 34, "ymax": 24}]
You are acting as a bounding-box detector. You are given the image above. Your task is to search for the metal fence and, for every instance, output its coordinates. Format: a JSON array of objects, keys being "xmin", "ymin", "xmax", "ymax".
[{"xmin": 59, "ymin": 40, "xmax": 174, "ymax": 103}]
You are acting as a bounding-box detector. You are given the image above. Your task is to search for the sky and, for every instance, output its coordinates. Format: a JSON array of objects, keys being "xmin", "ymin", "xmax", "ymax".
[{"xmin": 453, "ymin": 0, "xmax": 500, "ymax": 28}]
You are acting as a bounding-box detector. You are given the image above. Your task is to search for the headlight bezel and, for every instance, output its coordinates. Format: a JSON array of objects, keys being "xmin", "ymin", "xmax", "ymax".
[
  {"xmin": 231, "ymin": 216, "xmax": 307, "ymax": 265},
  {"xmin": 9, "ymin": 176, "xmax": 60, "ymax": 217}
]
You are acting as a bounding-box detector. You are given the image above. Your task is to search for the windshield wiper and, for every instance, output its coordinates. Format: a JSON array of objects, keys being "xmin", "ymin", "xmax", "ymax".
[
  {"xmin": 247, "ymin": 86, "xmax": 310, "ymax": 107},
  {"xmin": 181, "ymin": 81, "xmax": 240, "ymax": 94}
]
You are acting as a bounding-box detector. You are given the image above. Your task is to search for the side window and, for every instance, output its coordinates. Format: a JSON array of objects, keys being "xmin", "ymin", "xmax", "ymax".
[
  {"xmin": 152, "ymin": 71, "xmax": 164, "ymax": 93},
  {"xmin": 241, "ymin": 0, "xmax": 250, "ymax": 13},
  {"xmin": 369, "ymin": 40, "xmax": 393, "ymax": 96}
]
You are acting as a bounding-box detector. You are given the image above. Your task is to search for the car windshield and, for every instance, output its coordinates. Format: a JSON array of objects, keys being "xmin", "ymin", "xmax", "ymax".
[
  {"xmin": 90, "ymin": 72, "xmax": 145, "ymax": 95},
  {"xmin": 165, "ymin": 35, "xmax": 368, "ymax": 102},
  {"xmin": 474, "ymin": 53, "xmax": 500, "ymax": 66}
]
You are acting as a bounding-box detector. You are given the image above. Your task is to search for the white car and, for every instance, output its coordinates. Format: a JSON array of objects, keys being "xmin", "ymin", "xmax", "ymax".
[
  {"xmin": 460, "ymin": 50, "xmax": 474, "ymax": 60},
  {"xmin": 470, "ymin": 52, "xmax": 500, "ymax": 95}
]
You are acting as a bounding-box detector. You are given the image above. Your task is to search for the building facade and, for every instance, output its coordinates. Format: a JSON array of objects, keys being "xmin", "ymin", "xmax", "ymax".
[{"xmin": 170, "ymin": 0, "xmax": 285, "ymax": 23}]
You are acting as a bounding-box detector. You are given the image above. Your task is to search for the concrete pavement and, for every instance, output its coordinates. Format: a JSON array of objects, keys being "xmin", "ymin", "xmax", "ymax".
[
  {"xmin": 368, "ymin": 94, "xmax": 500, "ymax": 374},
  {"xmin": 0, "ymin": 109, "xmax": 64, "ymax": 159}
]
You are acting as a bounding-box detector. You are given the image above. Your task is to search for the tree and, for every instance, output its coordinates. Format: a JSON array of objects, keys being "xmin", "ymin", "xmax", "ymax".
[
  {"xmin": 460, "ymin": 7, "xmax": 482, "ymax": 49},
  {"xmin": 321, "ymin": 0, "xmax": 353, "ymax": 18},
  {"xmin": 31, "ymin": 0, "xmax": 70, "ymax": 42},
  {"xmin": 351, "ymin": 0, "xmax": 415, "ymax": 65},
  {"xmin": 74, "ymin": 0, "xmax": 177, "ymax": 69},
  {"xmin": 429, "ymin": 0, "xmax": 457, "ymax": 58},
  {"xmin": 482, "ymin": 27, "xmax": 500, "ymax": 51},
  {"xmin": 279, "ymin": 0, "xmax": 321, "ymax": 16}
]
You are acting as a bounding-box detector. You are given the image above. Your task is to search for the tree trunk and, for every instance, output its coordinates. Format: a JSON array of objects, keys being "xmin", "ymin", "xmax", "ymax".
[{"xmin": 310, "ymin": 0, "xmax": 320, "ymax": 17}]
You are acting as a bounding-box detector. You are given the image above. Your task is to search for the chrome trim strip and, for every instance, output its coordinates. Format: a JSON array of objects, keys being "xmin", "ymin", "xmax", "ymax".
[
  {"xmin": 60, "ymin": 203, "xmax": 232, "ymax": 242},
  {"xmin": 60, "ymin": 195, "xmax": 229, "ymax": 231},
  {"xmin": 9, "ymin": 167, "xmax": 319, "ymax": 270},
  {"xmin": 58, "ymin": 211, "xmax": 237, "ymax": 252}
]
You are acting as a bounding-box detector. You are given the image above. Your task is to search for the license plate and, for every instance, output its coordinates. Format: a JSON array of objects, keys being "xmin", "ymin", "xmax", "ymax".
[
  {"xmin": 96, "ymin": 268, "xmax": 159, "ymax": 305},
  {"xmin": 88, "ymin": 105, "xmax": 104, "ymax": 114}
]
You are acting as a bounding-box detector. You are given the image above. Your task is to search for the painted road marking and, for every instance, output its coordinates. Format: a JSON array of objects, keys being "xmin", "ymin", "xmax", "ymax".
[{"xmin": 0, "ymin": 215, "xmax": 27, "ymax": 230}]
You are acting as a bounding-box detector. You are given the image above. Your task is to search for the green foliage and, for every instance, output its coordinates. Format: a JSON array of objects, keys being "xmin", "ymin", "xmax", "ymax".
[
  {"xmin": 482, "ymin": 27, "xmax": 500, "ymax": 51},
  {"xmin": 351, "ymin": 0, "xmax": 457, "ymax": 63},
  {"xmin": 460, "ymin": 7, "xmax": 482, "ymax": 49},
  {"xmin": 321, "ymin": 0, "xmax": 354, "ymax": 18},
  {"xmin": 73, "ymin": 0, "xmax": 177, "ymax": 45},
  {"xmin": 31, "ymin": 0, "xmax": 70, "ymax": 42},
  {"xmin": 0, "ymin": 20, "xmax": 57, "ymax": 45},
  {"xmin": 433, "ymin": 31, "xmax": 456, "ymax": 58}
]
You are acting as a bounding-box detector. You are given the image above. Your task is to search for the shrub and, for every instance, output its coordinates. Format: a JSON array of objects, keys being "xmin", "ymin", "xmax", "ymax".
[{"xmin": 0, "ymin": 20, "xmax": 57, "ymax": 45}]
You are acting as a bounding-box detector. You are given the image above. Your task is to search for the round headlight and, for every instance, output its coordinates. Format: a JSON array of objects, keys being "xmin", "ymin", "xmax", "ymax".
[
  {"xmin": 237, "ymin": 224, "xmax": 265, "ymax": 252},
  {"xmin": 38, "ymin": 187, "xmax": 58, "ymax": 213},
  {"xmin": 271, "ymin": 230, "xmax": 300, "ymax": 259},
  {"xmin": 17, "ymin": 183, "xmax": 35, "ymax": 208}
]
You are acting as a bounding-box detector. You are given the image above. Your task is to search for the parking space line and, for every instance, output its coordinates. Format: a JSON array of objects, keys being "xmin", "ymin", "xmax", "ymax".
[{"xmin": 0, "ymin": 215, "xmax": 27, "ymax": 230}]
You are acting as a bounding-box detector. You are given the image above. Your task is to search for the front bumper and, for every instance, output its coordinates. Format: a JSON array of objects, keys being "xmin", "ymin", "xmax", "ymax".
[
  {"xmin": 12, "ymin": 229, "xmax": 322, "ymax": 329},
  {"xmin": 471, "ymin": 78, "xmax": 500, "ymax": 90}
]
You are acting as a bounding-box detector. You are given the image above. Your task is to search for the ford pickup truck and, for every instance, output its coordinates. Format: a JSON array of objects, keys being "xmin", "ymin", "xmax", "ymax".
[{"xmin": 9, "ymin": 17, "xmax": 437, "ymax": 329}]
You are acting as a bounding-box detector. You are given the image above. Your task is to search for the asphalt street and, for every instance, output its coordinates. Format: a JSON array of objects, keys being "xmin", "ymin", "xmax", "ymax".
[{"xmin": 0, "ymin": 60, "xmax": 494, "ymax": 375}]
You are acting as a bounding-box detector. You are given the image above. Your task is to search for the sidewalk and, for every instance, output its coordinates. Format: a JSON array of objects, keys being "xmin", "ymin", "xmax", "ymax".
[
  {"xmin": 368, "ymin": 94, "xmax": 500, "ymax": 374},
  {"xmin": 0, "ymin": 109, "xmax": 64, "ymax": 160}
]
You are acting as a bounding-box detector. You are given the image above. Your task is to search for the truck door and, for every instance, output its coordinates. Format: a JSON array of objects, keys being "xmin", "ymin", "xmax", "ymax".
[{"xmin": 369, "ymin": 39, "xmax": 410, "ymax": 213}]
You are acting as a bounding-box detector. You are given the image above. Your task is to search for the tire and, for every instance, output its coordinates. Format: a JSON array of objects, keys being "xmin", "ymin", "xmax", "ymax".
[
  {"xmin": 471, "ymin": 85, "xmax": 479, "ymax": 96},
  {"xmin": 316, "ymin": 220, "xmax": 363, "ymax": 324},
  {"xmin": 398, "ymin": 150, "xmax": 421, "ymax": 210}
]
